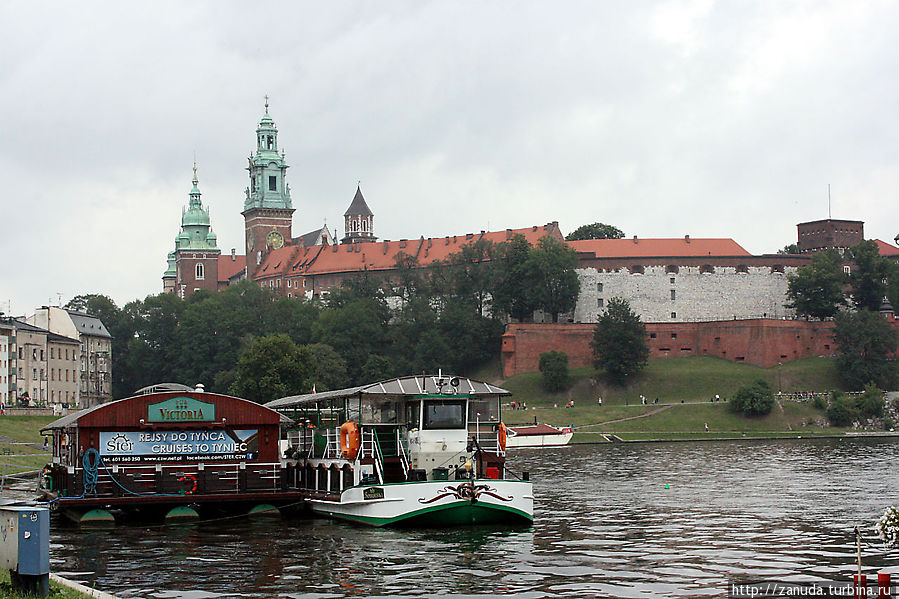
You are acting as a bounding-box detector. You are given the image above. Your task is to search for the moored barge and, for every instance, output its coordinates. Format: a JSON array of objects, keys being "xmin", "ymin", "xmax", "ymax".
[{"xmin": 39, "ymin": 384, "xmax": 303, "ymax": 524}]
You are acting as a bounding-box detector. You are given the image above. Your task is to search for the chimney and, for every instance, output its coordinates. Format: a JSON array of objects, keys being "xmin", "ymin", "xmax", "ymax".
[
  {"xmin": 506, "ymin": 228, "xmax": 512, "ymax": 240},
  {"xmin": 633, "ymin": 235, "xmax": 638, "ymax": 244},
  {"xmin": 685, "ymin": 235, "xmax": 691, "ymax": 243},
  {"xmin": 231, "ymin": 248, "xmax": 236, "ymax": 261}
]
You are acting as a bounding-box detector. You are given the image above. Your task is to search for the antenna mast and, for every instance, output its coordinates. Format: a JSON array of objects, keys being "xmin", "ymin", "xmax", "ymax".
[{"xmin": 828, "ymin": 184, "xmax": 831, "ymax": 219}]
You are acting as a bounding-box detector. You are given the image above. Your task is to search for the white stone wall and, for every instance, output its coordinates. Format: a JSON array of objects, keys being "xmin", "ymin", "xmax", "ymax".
[{"xmin": 573, "ymin": 265, "xmax": 798, "ymax": 323}]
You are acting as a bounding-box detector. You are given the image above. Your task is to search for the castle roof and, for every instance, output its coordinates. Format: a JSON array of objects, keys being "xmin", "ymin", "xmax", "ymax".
[
  {"xmin": 344, "ymin": 185, "xmax": 373, "ymax": 217},
  {"xmin": 218, "ymin": 254, "xmax": 247, "ymax": 282},
  {"xmin": 254, "ymin": 222, "xmax": 563, "ymax": 280},
  {"xmin": 568, "ymin": 237, "xmax": 750, "ymax": 258},
  {"xmin": 874, "ymin": 239, "xmax": 899, "ymax": 257}
]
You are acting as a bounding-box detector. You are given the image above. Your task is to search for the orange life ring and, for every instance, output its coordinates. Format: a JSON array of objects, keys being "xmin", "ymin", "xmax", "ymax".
[
  {"xmin": 497, "ymin": 422, "xmax": 508, "ymax": 451},
  {"xmin": 340, "ymin": 421, "xmax": 361, "ymax": 460},
  {"xmin": 178, "ymin": 474, "xmax": 198, "ymax": 495}
]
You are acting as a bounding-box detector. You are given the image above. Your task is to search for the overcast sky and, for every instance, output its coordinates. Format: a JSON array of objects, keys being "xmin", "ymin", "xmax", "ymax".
[{"xmin": 2, "ymin": 1, "xmax": 898, "ymax": 316}]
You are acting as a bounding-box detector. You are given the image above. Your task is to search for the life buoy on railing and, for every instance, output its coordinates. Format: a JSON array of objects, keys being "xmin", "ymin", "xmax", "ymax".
[
  {"xmin": 340, "ymin": 421, "xmax": 361, "ymax": 460},
  {"xmin": 497, "ymin": 422, "xmax": 508, "ymax": 451},
  {"xmin": 178, "ymin": 474, "xmax": 198, "ymax": 495}
]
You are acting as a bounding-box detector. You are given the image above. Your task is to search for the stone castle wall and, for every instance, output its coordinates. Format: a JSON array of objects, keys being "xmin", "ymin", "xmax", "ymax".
[{"xmin": 573, "ymin": 265, "xmax": 799, "ymax": 324}]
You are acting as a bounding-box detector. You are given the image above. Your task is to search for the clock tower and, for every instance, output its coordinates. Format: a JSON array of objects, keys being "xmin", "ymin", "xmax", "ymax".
[{"xmin": 242, "ymin": 97, "xmax": 294, "ymax": 279}]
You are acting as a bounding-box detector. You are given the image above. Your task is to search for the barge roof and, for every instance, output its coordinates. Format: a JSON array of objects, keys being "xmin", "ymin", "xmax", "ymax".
[{"xmin": 267, "ymin": 375, "xmax": 510, "ymax": 409}]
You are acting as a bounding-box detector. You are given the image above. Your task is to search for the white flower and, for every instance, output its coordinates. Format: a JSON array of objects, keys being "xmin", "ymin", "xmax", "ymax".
[{"xmin": 876, "ymin": 506, "xmax": 899, "ymax": 547}]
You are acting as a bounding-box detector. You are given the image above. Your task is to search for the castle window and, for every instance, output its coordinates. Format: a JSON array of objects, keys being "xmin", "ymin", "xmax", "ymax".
[
  {"xmin": 269, "ymin": 176, "xmax": 277, "ymax": 191},
  {"xmin": 196, "ymin": 263, "xmax": 205, "ymax": 280},
  {"xmin": 597, "ymin": 282, "xmax": 603, "ymax": 292},
  {"xmin": 843, "ymin": 265, "xmax": 851, "ymax": 275},
  {"xmin": 597, "ymin": 298, "xmax": 604, "ymax": 308},
  {"xmin": 700, "ymin": 264, "xmax": 714, "ymax": 274},
  {"xmin": 671, "ymin": 312, "xmax": 677, "ymax": 319},
  {"xmin": 670, "ymin": 289, "xmax": 676, "ymax": 300}
]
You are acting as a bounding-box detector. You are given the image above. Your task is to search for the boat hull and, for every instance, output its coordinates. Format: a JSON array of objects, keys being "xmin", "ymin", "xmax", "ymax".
[
  {"xmin": 506, "ymin": 432, "xmax": 573, "ymax": 448},
  {"xmin": 307, "ymin": 479, "xmax": 533, "ymax": 527}
]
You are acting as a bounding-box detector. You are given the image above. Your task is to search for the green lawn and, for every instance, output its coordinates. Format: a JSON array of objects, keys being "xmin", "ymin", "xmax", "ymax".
[
  {"xmin": 0, "ymin": 416, "xmax": 57, "ymax": 443},
  {"xmin": 0, "ymin": 571, "xmax": 91, "ymax": 599},
  {"xmin": 500, "ymin": 356, "xmax": 844, "ymax": 407},
  {"xmin": 0, "ymin": 416, "xmax": 55, "ymax": 474}
]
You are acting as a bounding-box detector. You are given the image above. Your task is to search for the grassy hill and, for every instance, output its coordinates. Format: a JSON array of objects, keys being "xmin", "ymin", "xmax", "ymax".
[{"xmin": 497, "ymin": 356, "xmax": 860, "ymax": 441}]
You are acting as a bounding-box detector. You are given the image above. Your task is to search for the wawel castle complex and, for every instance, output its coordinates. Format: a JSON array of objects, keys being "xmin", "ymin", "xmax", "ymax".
[{"xmin": 162, "ymin": 99, "xmax": 899, "ymax": 325}]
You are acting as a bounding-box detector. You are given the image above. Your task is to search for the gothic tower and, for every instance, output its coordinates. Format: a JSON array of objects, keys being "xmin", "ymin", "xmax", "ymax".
[
  {"xmin": 164, "ymin": 164, "xmax": 221, "ymax": 297},
  {"xmin": 341, "ymin": 184, "xmax": 377, "ymax": 244},
  {"xmin": 243, "ymin": 97, "xmax": 294, "ymax": 279}
]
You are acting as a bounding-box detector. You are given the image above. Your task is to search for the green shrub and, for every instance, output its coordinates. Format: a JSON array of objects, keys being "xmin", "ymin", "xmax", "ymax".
[
  {"xmin": 729, "ymin": 379, "xmax": 775, "ymax": 416},
  {"xmin": 857, "ymin": 383, "xmax": 885, "ymax": 418},
  {"xmin": 539, "ymin": 350, "xmax": 571, "ymax": 392},
  {"xmin": 826, "ymin": 395, "xmax": 856, "ymax": 427},
  {"xmin": 813, "ymin": 394, "xmax": 828, "ymax": 410}
]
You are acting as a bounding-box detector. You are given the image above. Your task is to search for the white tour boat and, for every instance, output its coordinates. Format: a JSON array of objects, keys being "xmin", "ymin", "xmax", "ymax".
[
  {"xmin": 267, "ymin": 374, "xmax": 533, "ymax": 527},
  {"xmin": 505, "ymin": 423, "xmax": 574, "ymax": 448}
]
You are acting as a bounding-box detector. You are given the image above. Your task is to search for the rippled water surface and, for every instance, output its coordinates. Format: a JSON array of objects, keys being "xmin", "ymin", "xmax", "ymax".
[{"xmin": 50, "ymin": 438, "xmax": 899, "ymax": 598}]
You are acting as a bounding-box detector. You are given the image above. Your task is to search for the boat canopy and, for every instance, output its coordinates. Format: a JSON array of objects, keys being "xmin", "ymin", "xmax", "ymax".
[{"xmin": 266, "ymin": 375, "xmax": 510, "ymax": 410}]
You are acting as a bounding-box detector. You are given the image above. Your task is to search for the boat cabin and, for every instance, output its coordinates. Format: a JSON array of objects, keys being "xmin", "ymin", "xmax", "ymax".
[{"xmin": 266, "ymin": 375, "xmax": 510, "ymax": 495}]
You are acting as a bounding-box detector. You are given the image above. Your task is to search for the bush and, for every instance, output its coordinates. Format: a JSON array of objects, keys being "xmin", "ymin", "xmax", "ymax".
[
  {"xmin": 825, "ymin": 384, "xmax": 885, "ymax": 427},
  {"xmin": 812, "ymin": 394, "xmax": 828, "ymax": 410},
  {"xmin": 539, "ymin": 350, "xmax": 570, "ymax": 392},
  {"xmin": 826, "ymin": 395, "xmax": 856, "ymax": 427},
  {"xmin": 729, "ymin": 379, "xmax": 775, "ymax": 417}
]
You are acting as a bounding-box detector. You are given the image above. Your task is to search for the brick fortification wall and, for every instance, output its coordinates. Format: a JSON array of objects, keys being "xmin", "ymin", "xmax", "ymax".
[{"xmin": 501, "ymin": 319, "xmax": 840, "ymax": 377}]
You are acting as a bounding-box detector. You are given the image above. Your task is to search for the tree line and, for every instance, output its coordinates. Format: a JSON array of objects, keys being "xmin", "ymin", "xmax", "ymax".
[{"xmin": 67, "ymin": 234, "xmax": 581, "ymax": 402}]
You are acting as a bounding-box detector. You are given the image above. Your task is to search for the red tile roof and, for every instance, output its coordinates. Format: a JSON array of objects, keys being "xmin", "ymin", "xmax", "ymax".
[
  {"xmin": 568, "ymin": 237, "xmax": 750, "ymax": 258},
  {"xmin": 218, "ymin": 254, "xmax": 246, "ymax": 282},
  {"xmin": 875, "ymin": 239, "xmax": 899, "ymax": 257},
  {"xmin": 255, "ymin": 222, "xmax": 563, "ymax": 279}
]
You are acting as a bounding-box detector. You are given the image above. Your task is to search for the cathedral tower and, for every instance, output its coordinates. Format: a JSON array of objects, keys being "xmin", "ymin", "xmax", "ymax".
[
  {"xmin": 243, "ymin": 97, "xmax": 294, "ymax": 279},
  {"xmin": 163, "ymin": 164, "xmax": 221, "ymax": 297},
  {"xmin": 341, "ymin": 184, "xmax": 377, "ymax": 244}
]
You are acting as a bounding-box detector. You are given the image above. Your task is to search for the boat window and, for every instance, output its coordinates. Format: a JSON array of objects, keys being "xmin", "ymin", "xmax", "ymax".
[
  {"xmin": 468, "ymin": 398, "xmax": 499, "ymax": 423},
  {"xmin": 361, "ymin": 399, "xmax": 399, "ymax": 424},
  {"xmin": 345, "ymin": 399, "xmax": 361, "ymax": 423},
  {"xmin": 405, "ymin": 401, "xmax": 421, "ymax": 429},
  {"xmin": 423, "ymin": 400, "xmax": 466, "ymax": 430}
]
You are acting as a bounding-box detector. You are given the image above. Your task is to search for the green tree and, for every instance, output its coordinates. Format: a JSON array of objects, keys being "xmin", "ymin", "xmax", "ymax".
[
  {"xmin": 306, "ymin": 343, "xmax": 349, "ymax": 391},
  {"xmin": 786, "ymin": 249, "xmax": 846, "ymax": 319},
  {"xmin": 565, "ymin": 223, "xmax": 624, "ymax": 241},
  {"xmin": 230, "ymin": 334, "xmax": 314, "ymax": 404},
  {"xmin": 528, "ymin": 235, "xmax": 580, "ymax": 323},
  {"xmin": 440, "ymin": 239, "xmax": 501, "ymax": 317},
  {"xmin": 493, "ymin": 234, "xmax": 536, "ymax": 322},
  {"xmin": 847, "ymin": 240, "xmax": 892, "ymax": 311},
  {"xmin": 313, "ymin": 296, "xmax": 390, "ymax": 384},
  {"xmin": 360, "ymin": 355, "xmax": 395, "ymax": 383},
  {"xmin": 777, "ymin": 243, "xmax": 800, "ymax": 255},
  {"xmin": 591, "ymin": 297, "xmax": 649, "ymax": 385},
  {"xmin": 833, "ymin": 310, "xmax": 898, "ymax": 390},
  {"xmin": 729, "ymin": 379, "xmax": 775, "ymax": 416},
  {"xmin": 539, "ymin": 350, "xmax": 570, "ymax": 392}
]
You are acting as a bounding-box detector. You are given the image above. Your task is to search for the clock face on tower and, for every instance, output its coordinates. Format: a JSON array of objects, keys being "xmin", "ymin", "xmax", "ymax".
[
  {"xmin": 266, "ymin": 230, "xmax": 285, "ymax": 249},
  {"xmin": 247, "ymin": 230, "xmax": 255, "ymax": 252}
]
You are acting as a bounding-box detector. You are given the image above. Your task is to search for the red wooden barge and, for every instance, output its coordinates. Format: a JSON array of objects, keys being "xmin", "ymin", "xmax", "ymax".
[{"xmin": 39, "ymin": 384, "xmax": 303, "ymax": 524}]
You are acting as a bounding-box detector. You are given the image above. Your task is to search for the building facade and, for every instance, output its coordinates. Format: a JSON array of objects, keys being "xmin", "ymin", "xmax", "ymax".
[
  {"xmin": 797, "ymin": 219, "xmax": 864, "ymax": 254},
  {"xmin": 27, "ymin": 307, "xmax": 112, "ymax": 407}
]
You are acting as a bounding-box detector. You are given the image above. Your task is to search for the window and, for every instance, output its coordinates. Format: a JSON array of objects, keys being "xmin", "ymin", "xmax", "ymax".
[
  {"xmin": 597, "ymin": 298, "xmax": 604, "ymax": 308},
  {"xmin": 196, "ymin": 263, "xmax": 205, "ymax": 280},
  {"xmin": 40, "ymin": 349, "xmax": 44, "ymax": 361},
  {"xmin": 670, "ymin": 289, "xmax": 676, "ymax": 300},
  {"xmin": 843, "ymin": 265, "xmax": 851, "ymax": 275},
  {"xmin": 32, "ymin": 368, "xmax": 37, "ymax": 380},
  {"xmin": 269, "ymin": 176, "xmax": 277, "ymax": 191},
  {"xmin": 597, "ymin": 282, "xmax": 603, "ymax": 292},
  {"xmin": 671, "ymin": 333, "xmax": 677, "ymax": 339},
  {"xmin": 423, "ymin": 400, "xmax": 466, "ymax": 429},
  {"xmin": 50, "ymin": 348, "xmax": 55, "ymax": 359},
  {"xmin": 670, "ymin": 277, "xmax": 675, "ymax": 284},
  {"xmin": 671, "ymin": 312, "xmax": 677, "ymax": 319}
]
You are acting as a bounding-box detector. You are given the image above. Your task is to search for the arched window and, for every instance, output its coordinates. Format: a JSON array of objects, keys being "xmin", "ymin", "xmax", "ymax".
[
  {"xmin": 196, "ymin": 263, "xmax": 205, "ymax": 280},
  {"xmin": 361, "ymin": 219, "xmax": 368, "ymax": 232}
]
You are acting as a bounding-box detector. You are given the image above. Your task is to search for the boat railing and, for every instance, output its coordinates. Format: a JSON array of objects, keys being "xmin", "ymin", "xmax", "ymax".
[
  {"xmin": 471, "ymin": 430, "xmax": 504, "ymax": 457},
  {"xmin": 360, "ymin": 428, "xmax": 384, "ymax": 484},
  {"xmin": 396, "ymin": 428, "xmax": 410, "ymax": 478},
  {"xmin": 322, "ymin": 427, "xmax": 341, "ymax": 459},
  {"xmin": 61, "ymin": 461, "xmax": 284, "ymax": 497}
]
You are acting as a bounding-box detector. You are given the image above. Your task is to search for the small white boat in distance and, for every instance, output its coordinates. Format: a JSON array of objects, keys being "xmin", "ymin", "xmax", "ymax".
[{"xmin": 506, "ymin": 423, "xmax": 573, "ymax": 448}]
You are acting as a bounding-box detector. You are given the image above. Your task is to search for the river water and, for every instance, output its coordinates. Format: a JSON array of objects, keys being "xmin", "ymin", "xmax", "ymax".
[{"xmin": 50, "ymin": 438, "xmax": 899, "ymax": 598}]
